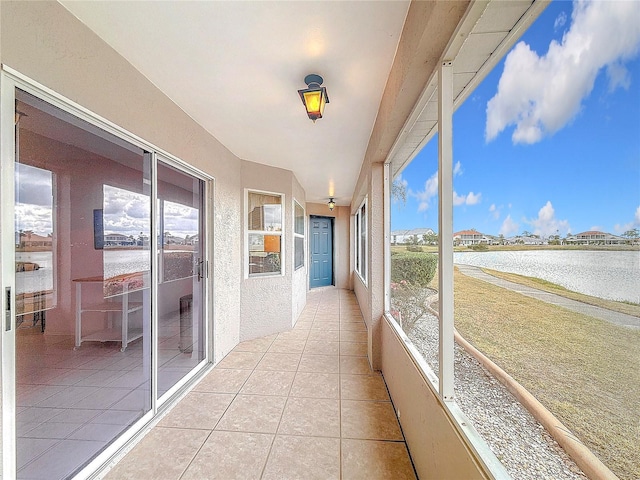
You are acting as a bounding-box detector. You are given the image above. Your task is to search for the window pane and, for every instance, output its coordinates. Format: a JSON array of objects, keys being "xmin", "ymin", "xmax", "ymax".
[
  {"xmin": 248, "ymin": 192, "xmax": 282, "ymax": 231},
  {"xmin": 294, "ymin": 201, "xmax": 304, "ymax": 235},
  {"xmin": 295, "ymin": 236, "xmax": 304, "ymax": 269},
  {"xmin": 15, "ymin": 88, "xmax": 151, "ymax": 478},
  {"xmin": 249, "ymin": 233, "xmax": 281, "ymax": 275}
]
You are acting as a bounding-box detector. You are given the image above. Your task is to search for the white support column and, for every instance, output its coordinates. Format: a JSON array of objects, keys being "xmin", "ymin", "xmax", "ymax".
[
  {"xmin": 438, "ymin": 61, "xmax": 454, "ymax": 401},
  {"xmin": 383, "ymin": 163, "xmax": 391, "ymax": 314}
]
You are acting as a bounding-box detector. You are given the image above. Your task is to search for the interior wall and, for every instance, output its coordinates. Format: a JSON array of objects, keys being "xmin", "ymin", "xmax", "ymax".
[
  {"xmin": 305, "ymin": 203, "xmax": 351, "ymax": 290},
  {"xmin": 0, "ymin": 0, "xmax": 242, "ymax": 361},
  {"xmin": 381, "ymin": 317, "xmax": 488, "ymax": 480}
]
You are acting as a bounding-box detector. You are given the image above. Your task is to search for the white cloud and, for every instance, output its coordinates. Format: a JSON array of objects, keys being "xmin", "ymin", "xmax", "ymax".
[
  {"xmin": 453, "ymin": 191, "xmax": 482, "ymax": 206},
  {"xmin": 411, "ymin": 163, "xmax": 478, "ymax": 212},
  {"xmin": 489, "ymin": 203, "xmax": 502, "ymax": 219},
  {"xmin": 411, "ymin": 172, "xmax": 438, "ymax": 212},
  {"xmin": 486, "ymin": 0, "xmax": 640, "ymax": 144},
  {"xmin": 499, "ymin": 214, "xmax": 519, "ymax": 236},
  {"xmin": 554, "ymin": 11, "xmax": 567, "ymax": 30},
  {"xmin": 590, "ymin": 225, "xmax": 602, "ymax": 232},
  {"xmin": 613, "ymin": 205, "xmax": 640, "ymax": 233},
  {"xmin": 527, "ymin": 201, "xmax": 570, "ymax": 237}
]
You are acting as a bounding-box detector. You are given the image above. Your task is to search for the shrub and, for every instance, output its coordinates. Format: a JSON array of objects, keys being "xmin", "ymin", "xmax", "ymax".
[
  {"xmin": 391, "ymin": 252, "xmax": 437, "ymax": 287},
  {"xmin": 469, "ymin": 243, "xmax": 488, "ymax": 251},
  {"xmin": 406, "ymin": 245, "xmax": 423, "ymax": 252}
]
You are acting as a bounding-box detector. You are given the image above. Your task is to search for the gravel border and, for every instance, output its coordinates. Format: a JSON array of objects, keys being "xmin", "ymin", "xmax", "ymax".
[{"xmin": 408, "ymin": 312, "xmax": 587, "ymax": 480}]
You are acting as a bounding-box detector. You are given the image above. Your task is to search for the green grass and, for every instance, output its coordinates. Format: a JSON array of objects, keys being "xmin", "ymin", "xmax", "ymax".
[{"xmin": 452, "ymin": 269, "xmax": 640, "ymax": 480}]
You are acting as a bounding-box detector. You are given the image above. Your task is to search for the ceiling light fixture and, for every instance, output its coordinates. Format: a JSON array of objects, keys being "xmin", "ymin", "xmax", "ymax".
[
  {"xmin": 328, "ymin": 198, "xmax": 336, "ymax": 211},
  {"xmin": 298, "ymin": 74, "xmax": 329, "ymax": 122}
]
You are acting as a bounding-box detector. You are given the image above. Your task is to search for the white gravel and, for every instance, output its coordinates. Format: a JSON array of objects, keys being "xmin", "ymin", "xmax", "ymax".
[{"xmin": 408, "ymin": 312, "xmax": 586, "ymax": 480}]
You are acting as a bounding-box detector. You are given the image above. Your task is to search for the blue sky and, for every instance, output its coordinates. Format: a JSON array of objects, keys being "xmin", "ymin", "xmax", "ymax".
[{"xmin": 391, "ymin": 0, "xmax": 640, "ymax": 237}]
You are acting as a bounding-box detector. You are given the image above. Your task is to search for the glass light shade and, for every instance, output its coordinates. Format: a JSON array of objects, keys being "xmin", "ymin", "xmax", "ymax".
[
  {"xmin": 328, "ymin": 199, "xmax": 336, "ymax": 211},
  {"xmin": 298, "ymin": 86, "xmax": 328, "ymax": 122}
]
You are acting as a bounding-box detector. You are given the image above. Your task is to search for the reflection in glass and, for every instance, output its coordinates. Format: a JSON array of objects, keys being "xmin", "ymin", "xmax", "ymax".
[
  {"xmin": 248, "ymin": 191, "xmax": 283, "ymax": 276},
  {"xmin": 14, "ymin": 88, "xmax": 151, "ymax": 479},
  {"xmin": 157, "ymin": 161, "xmax": 206, "ymax": 398}
]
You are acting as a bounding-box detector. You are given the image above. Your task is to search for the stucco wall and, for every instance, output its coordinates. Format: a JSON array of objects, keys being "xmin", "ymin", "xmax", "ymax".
[
  {"xmin": 1, "ymin": 0, "xmax": 242, "ymax": 361},
  {"xmin": 240, "ymin": 160, "xmax": 295, "ymax": 341},
  {"xmin": 381, "ymin": 316, "xmax": 488, "ymax": 480},
  {"xmin": 305, "ymin": 203, "xmax": 351, "ymax": 290}
]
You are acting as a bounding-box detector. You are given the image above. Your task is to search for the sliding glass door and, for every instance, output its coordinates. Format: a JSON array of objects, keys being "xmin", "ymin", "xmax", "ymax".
[
  {"xmin": 156, "ymin": 159, "xmax": 206, "ymax": 399},
  {"xmin": 2, "ymin": 77, "xmax": 210, "ymax": 479}
]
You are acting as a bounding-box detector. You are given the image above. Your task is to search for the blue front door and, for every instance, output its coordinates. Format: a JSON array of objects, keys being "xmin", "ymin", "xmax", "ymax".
[{"xmin": 310, "ymin": 216, "xmax": 333, "ymax": 288}]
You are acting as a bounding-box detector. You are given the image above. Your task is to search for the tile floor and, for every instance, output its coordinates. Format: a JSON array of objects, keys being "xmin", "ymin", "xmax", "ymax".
[
  {"xmin": 15, "ymin": 309, "xmax": 202, "ymax": 480},
  {"xmin": 104, "ymin": 288, "xmax": 417, "ymax": 479}
]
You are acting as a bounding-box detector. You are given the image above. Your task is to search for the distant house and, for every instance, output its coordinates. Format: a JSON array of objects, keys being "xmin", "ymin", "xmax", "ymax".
[
  {"xmin": 18, "ymin": 231, "xmax": 53, "ymax": 248},
  {"xmin": 505, "ymin": 235, "xmax": 546, "ymax": 245},
  {"xmin": 391, "ymin": 228, "xmax": 436, "ymax": 244},
  {"xmin": 104, "ymin": 233, "xmax": 135, "ymax": 247},
  {"xmin": 565, "ymin": 231, "xmax": 626, "ymax": 245},
  {"xmin": 453, "ymin": 229, "xmax": 490, "ymax": 246}
]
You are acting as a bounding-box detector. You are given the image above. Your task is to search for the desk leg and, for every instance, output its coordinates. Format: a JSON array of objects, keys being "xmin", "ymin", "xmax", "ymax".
[
  {"xmin": 121, "ymin": 289, "xmax": 128, "ymax": 352},
  {"xmin": 75, "ymin": 282, "xmax": 82, "ymax": 349}
]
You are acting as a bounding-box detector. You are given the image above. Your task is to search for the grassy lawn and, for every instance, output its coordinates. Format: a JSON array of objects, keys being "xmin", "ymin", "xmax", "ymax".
[{"xmin": 453, "ymin": 269, "xmax": 640, "ymax": 480}]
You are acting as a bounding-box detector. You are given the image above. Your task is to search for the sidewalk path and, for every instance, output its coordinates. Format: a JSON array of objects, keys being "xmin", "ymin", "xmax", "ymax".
[{"xmin": 455, "ymin": 264, "xmax": 640, "ymax": 329}]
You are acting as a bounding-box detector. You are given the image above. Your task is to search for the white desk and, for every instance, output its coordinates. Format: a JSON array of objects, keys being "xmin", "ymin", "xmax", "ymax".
[{"xmin": 74, "ymin": 276, "xmax": 145, "ymax": 352}]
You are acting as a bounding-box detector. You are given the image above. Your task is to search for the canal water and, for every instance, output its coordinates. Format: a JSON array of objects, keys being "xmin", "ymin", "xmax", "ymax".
[{"xmin": 454, "ymin": 250, "xmax": 639, "ymax": 304}]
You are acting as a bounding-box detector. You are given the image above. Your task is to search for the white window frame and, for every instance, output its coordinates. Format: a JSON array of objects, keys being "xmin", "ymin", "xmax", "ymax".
[
  {"xmin": 293, "ymin": 199, "xmax": 305, "ymax": 271},
  {"xmin": 355, "ymin": 197, "xmax": 367, "ymax": 284},
  {"xmin": 245, "ymin": 189, "xmax": 285, "ymax": 278}
]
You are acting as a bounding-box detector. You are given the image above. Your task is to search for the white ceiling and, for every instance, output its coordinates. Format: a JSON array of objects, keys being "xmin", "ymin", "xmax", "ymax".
[{"xmin": 59, "ymin": 1, "xmax": 410, "ymax": 206}]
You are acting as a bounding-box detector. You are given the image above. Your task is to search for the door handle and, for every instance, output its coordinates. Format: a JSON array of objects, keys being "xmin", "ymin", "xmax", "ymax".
[{"xmin": 5, "ymin": 286, "xmax": 11, "ymax": 331}]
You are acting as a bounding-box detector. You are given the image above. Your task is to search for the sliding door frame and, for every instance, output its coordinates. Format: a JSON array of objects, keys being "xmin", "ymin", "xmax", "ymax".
[{"xmin": 0, "ymin": 65, "xmax": 215, "ymax": 479}]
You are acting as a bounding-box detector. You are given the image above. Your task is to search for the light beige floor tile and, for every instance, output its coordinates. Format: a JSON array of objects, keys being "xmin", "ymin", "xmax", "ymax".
[
  {"xmin": 181, "ymin": 431, "xmax": 273, "ymax": 480},
  {"xmin": 340, "ymin": 341, "xmax": 368, "ymax": 357},
  {"xmin": 240, "ymin": 370, "xmax": 295, "ymax": 396},
  {"xmin": 341, "ymin": 439, "xmax": 416, "ymax": 480},
  {"xmin": 340, "ymin": 322, "xmax": 367, "ymax": 332},
  {"xmin": 341, "ymin": 374, "xmax": 390, "ymax": 401},
  {"xmin": 104, "ymin": 427, "xmax": 208, "ymax": 480},
  {"xmin": 340, "ymin": 356, "xmax": 374, "ymax": 375},
  {"xmin": 268, "ymin": 338, "xmax": 306, "ymax": 354},
  {"xmin": 297, "ymin": 354, "xmax": 340, "ymax": 374},
  {"xmin": 307, "ymin": 329, "xmax": 340, "ymax": 342},
  {"xmin": 215, "ymin": 394, "xmax": 286, "ymax": 433},
  {"xmin": 341, "ymin": 400, "xmax": 403, "ymax": 440},
  {"xmin": 278, "ymin": 397, "xmax": 340, "ymax": 437},
  {"xmin": 293, "ymin": 321, "xmax": 312, "ymax": 330},
  {"xmin": 216, "ymin": 351, "xmax": 263, "ymax": 370},
  {"xmin": 310, "ymin": 321, "xmax": 340, "ymax": 330},
  {"xmin": 262, "ymin": 435, "xmax": 340, "ymax": 480},
  {"xmin": 314, "ymin": 315, "xmax": 340, "ymax": 323},
  {"xmin": 290, "ymin": 372, "xmax": 340, "ymax": 399},
  {"xmin": 276, "ymin": 329, "xmax": 310, "ymax": 341},
  {"xmin": 159, "ymin": 392, "xmax": 234, "ymax": 429},
  {"xmin": 233, "ymin": 334, "xmax": 277, "ymax": 353},
  {"xmin": 193, "ymin": 368, "xmax": 252, "ymax": 393},
  {"xmin": 340, "ymin": 330, "xmax": 367, "ymax": 343},
  {"xmin": 255, "ymin": 352, "xmax": 301, "ymax": 372},
  {"xmin": 305, "ymin": 340, "xmax": 340, "ymax": 355}
]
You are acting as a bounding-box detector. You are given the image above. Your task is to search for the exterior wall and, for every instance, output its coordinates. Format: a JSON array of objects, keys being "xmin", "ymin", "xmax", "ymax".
[
  {"xmin": 306, "ymin": 203, "xmax": 351, "ymax": 290},
  {"xmin": 1, "ymin": 0, "xmax": 242, "ymax": 360},
  {"xmin": 381, "ymin": 317, "xmax": 487, "ymax": 480},
  {"xmin": 240, "ymin": 160, "xmax": 294, "ymax": 341}
]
